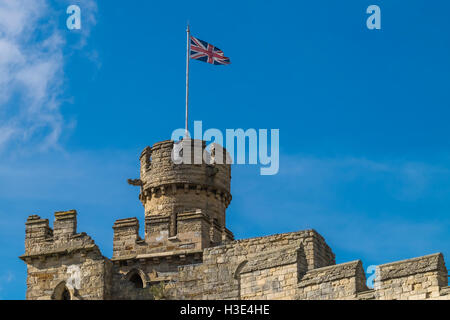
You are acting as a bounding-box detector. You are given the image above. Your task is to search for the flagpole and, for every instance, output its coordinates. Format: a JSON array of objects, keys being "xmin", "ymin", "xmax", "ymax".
[{"xmin": 185, "ymin": 23, "xmax": 190, "ymax": 139}]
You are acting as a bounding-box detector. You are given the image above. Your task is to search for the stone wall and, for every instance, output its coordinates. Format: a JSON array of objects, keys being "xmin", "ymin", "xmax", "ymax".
[
  {"xmin": 372, "ymin": 253, "xmax": 449, "ymax": 300},
  {"xmin": 240, "ymin": 264, "xmax": 299, "ymax": 300},
  {"xmin": 175, "ymin": 230, "xmax": 335, "ymax": 300},
  {"xmin": 172, "ymin": 233, "xmax": 450, "ymax": 301}
]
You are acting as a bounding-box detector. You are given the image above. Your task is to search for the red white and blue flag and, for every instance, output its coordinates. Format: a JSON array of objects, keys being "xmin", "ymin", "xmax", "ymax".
[{"xmin": 190, "ymin": 35, "xmax": 231, "ymax": 65}]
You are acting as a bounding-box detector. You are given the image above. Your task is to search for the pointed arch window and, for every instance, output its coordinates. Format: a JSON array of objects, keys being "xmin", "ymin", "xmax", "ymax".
[
  {"xmin": 129, "ymin": 273, "xmax": 144, "ymax": 288},
  {"xmin": 125, "ymin": 269, "xmax": 147, "ymax": 289},
  {"xmin": 52, "ymin": 281, "xmax": 72, "ymax": 300}
]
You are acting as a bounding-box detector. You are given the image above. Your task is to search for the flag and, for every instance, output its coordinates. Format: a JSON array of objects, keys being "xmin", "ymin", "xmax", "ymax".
[{"xmin": 190, "ymin": 35, "xmax": 231, "ymax": 65}]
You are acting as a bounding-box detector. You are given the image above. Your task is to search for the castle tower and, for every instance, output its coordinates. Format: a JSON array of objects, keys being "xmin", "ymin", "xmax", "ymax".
[{"xmin": 132, "ymin": 139, "xmax": 233, "ymax": 254}]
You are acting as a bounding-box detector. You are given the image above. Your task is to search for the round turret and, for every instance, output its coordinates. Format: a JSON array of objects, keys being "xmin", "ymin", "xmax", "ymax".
[
  {"xmin": 140, "ymin": 139, "xmax": 230, "ymax": 195},
  {"xmin": 138, "ymin": 139, "xmax": 233, "ymax": 246}
]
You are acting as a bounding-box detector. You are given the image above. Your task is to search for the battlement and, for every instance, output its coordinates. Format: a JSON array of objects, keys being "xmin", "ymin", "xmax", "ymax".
[
  {"xmin": 139, "ymin": 139, "xmax": 231, "ymax": 195},
  {"xmin": 112, "ymin": 218, "xmax": 142, "ymax": 259},
  {"xmin": 20, "ymin": 210, "xmax": 111, "ymax": 300},
  {"xmin": 21, "ymin": 210, "xmax": 101, "ymax": 260},
  {"xmin": 24, "ymin": 215, "xmax": 53, "ymax": 252},
  {"xmin": 54, "ymin": 210, "xmax": 77, "ymax": 240},
  {"xmin": 112, "ymin": 210, "xmax": 234, "ymax": 260}
]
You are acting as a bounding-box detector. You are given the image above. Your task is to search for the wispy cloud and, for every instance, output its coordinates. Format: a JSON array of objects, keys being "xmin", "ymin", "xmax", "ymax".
[
  {"xmin": 70, "ymin": 0, "xmax": 98, "ymax": 49},
  {"xmin": 0, "ymin": 0, "xmax": 97, "ymax": 152}
]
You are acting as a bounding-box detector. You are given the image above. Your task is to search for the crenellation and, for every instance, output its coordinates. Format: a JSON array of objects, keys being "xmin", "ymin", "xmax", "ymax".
[
  {"xmin": 112, "ymin": 217, "xmax": 142, "ymax": 259},
  {"xmin": 21, "ymin": 213, "xmax": 111, "ymax": 300},
  {"xmin": 53, "ymin": 210, "xmax": 77, "ymax": 240},
  {"xmin": 25, "ymin": 215, "xmax": 53, "ymax": 252}
]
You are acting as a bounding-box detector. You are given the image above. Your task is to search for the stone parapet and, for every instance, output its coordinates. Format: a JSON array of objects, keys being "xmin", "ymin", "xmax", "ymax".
[
  {"xmin": 373, "ymin": 253, "xmax": 448, "ymax": 300},
  {"xmin": 296, "ymin": 260, "xmax": 367, "ymax": 300}
]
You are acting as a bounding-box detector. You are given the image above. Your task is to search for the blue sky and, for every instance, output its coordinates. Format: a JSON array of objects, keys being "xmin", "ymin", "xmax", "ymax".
[{"xmin": 1, "ymin": 0, "xmax": 450, "ymax": 299}]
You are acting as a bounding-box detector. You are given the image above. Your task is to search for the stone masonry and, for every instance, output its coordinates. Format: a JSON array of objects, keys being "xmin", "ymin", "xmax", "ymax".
[{"xmin": 20, "ymin": 139, "xmax": 450, "ymax": 300}]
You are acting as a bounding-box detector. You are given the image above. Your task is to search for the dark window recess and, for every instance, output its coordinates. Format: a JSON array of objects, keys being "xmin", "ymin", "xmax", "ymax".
[
  {"xmin": 62, "ymin": 287, "xmax": 71, "ymax": 300},
  {"xmin": 129, "ymin": 273, "xmax": 144, "ymax": 288}
]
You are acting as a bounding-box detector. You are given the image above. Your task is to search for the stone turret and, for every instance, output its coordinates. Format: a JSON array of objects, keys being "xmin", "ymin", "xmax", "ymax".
[{"xmin": 137, "ymin": 139, "xmax": 233, "ymax": 252}]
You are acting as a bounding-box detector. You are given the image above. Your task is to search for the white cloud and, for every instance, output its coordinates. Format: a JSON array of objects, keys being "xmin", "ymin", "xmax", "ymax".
[{"xmin": 0, "ymin": 0, "xmax": 97, "ymax": 152}]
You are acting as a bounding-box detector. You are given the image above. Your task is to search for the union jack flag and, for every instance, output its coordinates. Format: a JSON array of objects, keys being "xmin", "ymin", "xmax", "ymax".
[{"xmin": 190, "ymin": 36, "xmax": 231, "ymax": 65}]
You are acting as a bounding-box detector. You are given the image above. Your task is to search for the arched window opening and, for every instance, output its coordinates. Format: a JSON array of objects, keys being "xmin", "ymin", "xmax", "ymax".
[
  {"xmin": 129, "ymin": 273, "xmax": 144, "ymax": 288},
  {"xmin": 52, "ymin": 281, "xmax": 71, "ymax": 300},
  {"xmin": 125, "ymin": 268, "xmax": 147, "ymax": 289},
  {"xmin": 234, "ymin": 260, "xmax": 248, "ymax": 300}
]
